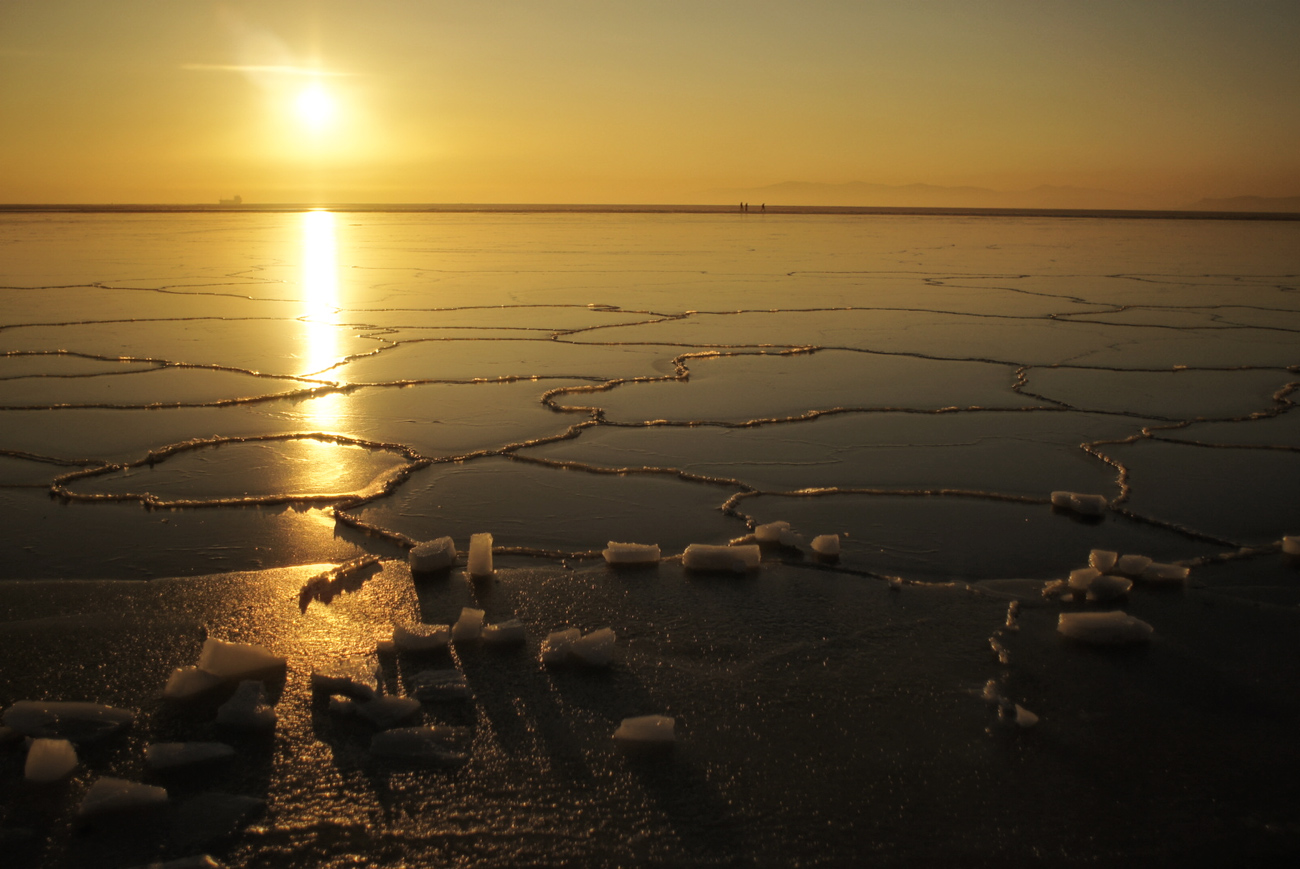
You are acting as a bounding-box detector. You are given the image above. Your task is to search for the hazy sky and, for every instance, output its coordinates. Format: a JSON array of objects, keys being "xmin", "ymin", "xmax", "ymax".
[{"xmin": 1, "ymin": 0, "xmax": 1297, "ymax": 204}]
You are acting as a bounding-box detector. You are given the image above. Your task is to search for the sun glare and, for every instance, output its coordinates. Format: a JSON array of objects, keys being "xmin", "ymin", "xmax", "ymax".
[{"xmin": 295, "ymin": 85, "xmax": 336, "ymax": 129}]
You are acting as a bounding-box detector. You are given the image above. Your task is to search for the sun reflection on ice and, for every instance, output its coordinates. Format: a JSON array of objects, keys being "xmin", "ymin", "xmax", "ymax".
[{"xmin": 300, "ymin": 209, "xmax": 346, "ymax": 430}]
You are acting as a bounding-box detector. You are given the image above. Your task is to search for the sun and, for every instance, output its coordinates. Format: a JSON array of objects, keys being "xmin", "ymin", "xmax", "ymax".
[{"xmin": 294, "ymin": 85, "xmax": 336, "ymax": 129}]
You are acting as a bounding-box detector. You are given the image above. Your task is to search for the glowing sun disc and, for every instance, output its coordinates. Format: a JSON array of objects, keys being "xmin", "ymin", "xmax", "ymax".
[{"xmin": 295, "ymin": 86, "xmax": 335, "ymax": 128}]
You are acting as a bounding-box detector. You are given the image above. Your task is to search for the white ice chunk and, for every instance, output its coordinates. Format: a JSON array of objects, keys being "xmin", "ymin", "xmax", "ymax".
[
  {"xmin": 408, "ymin": 669, "xmax": 471, "ymax": 701},
  {"xmin": 540, "ymin": 628, "xmax": 581, "ymax": 665},
  {"xmin": 1112, "ymin": 554, "xmax": 1153, "ymax": 576},
  {"xmin": 196, "ymin": 638, "xmax": 286, "ymax": 681},
  {"xmin": 451, "ymin": 607, "xmax": 485, "ymax": 642},
  {"xmin": 354, "ymin": 696, "xmax": 421, "ymax": 729},
  {"xmin": 3, "ymin": 700, "xmax": 135, "ymax": 743},
  {"xmin": 467, "ymin": 532, "xmax": 494, "ymax": 578},
  {"xmin": 1050, "ymin": 491, "xmax": 1108, "ymax": 516},
  {"xmin": 215, "ymin": 681, "xmax": 276, "ymax": 731},
  {"xmin": 1086, "ymin": 574, "xmax": 1133, "ymax": 602},
  {"xmin": 1068, "ymin": 567, "xmax": 1101, "ymax": 590},
  {"xmin": 1013, "ymin": 705, "xmax": 1039, "ymax": 728},
  {"xmin": 1088, "ymin": 549, "xmax": 1118, "ymax": 573},
  {"xmin": 392, "ymin": 623, "xmax": 451, "ymax": 653},
  {"xmin": 612, "ymin": 714, "xmax": 676, "ymax": 744},
  {"xmin": 25, "ymin": 738, "xmax": 77, "ymax": 783},
  {"xmin": 410, "ymin": 536, "xmax": 458, "ymax": 572},
  {"xmin": 482, "ymin": 618, "xmax": 526, "ymax": 645},
  {"xmin": 1283, "ymin": 535, "xmax": 1300, "ymax": 556},
  {"xmin": 810, "ymin": 534, "xmax": 840, "ymax": 558},
  {"xmin": 1141, "ymin": 562, "xmax": 1190, "ymax": 584},
  {"xmin": 754, "ymin": 521, "xmax": 791, "ymax": 543},
  {"xmin": 1057, "ymin": 611, "xmax": 1154, "ymax": 645},
  {"xmin": 163, "ymin": 667, "xmax": 225, "ymax": 701},
  {"xmin": 603, "ymin": 541, "xmax": 661, "ymax": 565},
  {"xmin": 145, "ymin": 742, "xmax": 236, "ymax": 772},
  {"xmin": 570, "ymin": 627, "xmax": 617, "ymax": 667},
  {"xmin": 310, "ymin": 656, "xmax": 380, "ymax": 699},
  {"xmin": 682, "ymin": 543, "xmax": 761, "ymax": 573},
  {"xmin": 77, "ymin": 777, "xmax": 168, "ymax": 818},
  {"xmin": 369, "ymin": 725, "xmax": 470, "ymax": 764}
]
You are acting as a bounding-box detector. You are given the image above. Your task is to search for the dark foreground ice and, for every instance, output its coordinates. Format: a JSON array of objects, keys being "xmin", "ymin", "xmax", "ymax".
[{"xmin": 2, "ymin": 211, "xmax": 1300, "ymax": 866}]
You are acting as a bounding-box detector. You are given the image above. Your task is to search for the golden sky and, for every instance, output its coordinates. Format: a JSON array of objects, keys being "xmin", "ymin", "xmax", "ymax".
[{"xmin": 1, "ymin": 0, "xmax": 1297, "ymax": 206}]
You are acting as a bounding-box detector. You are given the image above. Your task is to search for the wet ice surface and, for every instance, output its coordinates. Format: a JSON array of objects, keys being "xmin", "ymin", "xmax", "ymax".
[{"xmin": 2, "ymin": 212, "xmax": 1300, "ymax": 866}]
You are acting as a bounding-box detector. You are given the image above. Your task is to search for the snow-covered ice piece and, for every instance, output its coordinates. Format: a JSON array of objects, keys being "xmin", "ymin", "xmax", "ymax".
[
  {"xmin": 215, "ymin": 681, "xmax": 276, "ymax": 731},
  {"xmin": 1113, "ymin": 554, "xmax": 1153, "ymax": 577},
  {"xmin": 369, "ymin": 726, "xmax": 469, "ymax": 764},
  {"xmin": 754, "ymin": 521, "xmax": 801, "ymax": 547},
  {"xmin": 3, "ymin": 700, "xmax": 135, "ymax": 743},
  {"xmin": 1068, "ymin": 567, "xmax": 1101, "ymax": 590},
  {"xmin": 540, "ymin": 628, "xmax": 581, "ymax": 665},
  {"xmin": 353, "ymin": 696, "xmax": 421, "ymax": 729},
  {"xmin": 145, "ymin": 742, "xmax": 236, "ymax": 772},
  {"xmin": 1283, "ymin": 535, "xmax": 1300, "ymax": 556},
  {"xmin": 310, "ymin": 656, "xmax": 380, "ymax": 699},
  {"xmin": 392, "ymin": 623, "xmax": 451, "ymax": 653},
  {"xmin": 25, "ymin": 738, "xmax": 77, "ymax": 783},
  {"xmin": 467, "ymin": 532, "xmax": 494, "ymax": 578},
  {"xmin": 408, "ymin": 669, "xmax": 470, "ymax": 701},
  {"xmin": 1140, "ymin": 562, "xmax": 1189, "ymax": 585},
  {"xmin": 1086, "ymin": 574, "xmax": 1133, "ymax": 602},
  {"xmin": 682, "ymin": 543, "xmax": 761, "ymax": 573},
  {"xmin": 1050, "ymin": 491, "xmax": 1108, "ymax": 516},
  {"xmin": 1057, "ymin": 611, "xmax": 1154, "ymax": 645},
  {"xmin": 410, "ymin": 536, "xmax": 458, "ymax": 572},
  {"xmin": 452, "ymin": 607, "xmax": 485, "ymax": 642},
  {"xmin": 483, "ymin": 618, "xmax": 526, "ymax": 645},
  {"xmin": 570, "ymin": 628, "xmax": 617, "ymax": 667},
  {"xmin": 77, "ymin": 777, "xmax": 168, "ymax": 818},
  {"xmin": 1088, "ymin": 549, "xmax": 1118, "ymax": 573},
  {"xmin": 197, "ymin": 638, "xmax": 286, "ymax": 681},
  {"xmin": 163, "ymin": 667, "xmax": 224, "ymax": 701},
  {"xmin": 613, "ymin": 714, "xmax": 676, "ymax": 744},
  {"xmin": 603, "ymin": 541, "xmax": 661, "ymax": 565},
  {"xmin": 810, "ymin": 534, "xmax": 840, "ymax": 558},
  {"xmin": 1013, "ymin": 705, "xmax": 1039, "ymax": 728}
]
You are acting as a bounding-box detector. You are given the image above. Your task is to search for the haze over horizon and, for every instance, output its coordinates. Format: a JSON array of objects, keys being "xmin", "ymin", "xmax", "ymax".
[{"xmin": 1, "ymin": 1, "xmax": 1297, "ymax": 207}]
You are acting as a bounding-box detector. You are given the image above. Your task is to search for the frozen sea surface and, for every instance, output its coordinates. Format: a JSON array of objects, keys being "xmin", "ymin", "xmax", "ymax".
[{"xmin": 2, "ymin": 211, "xmax": 1300, "ymax": 867}]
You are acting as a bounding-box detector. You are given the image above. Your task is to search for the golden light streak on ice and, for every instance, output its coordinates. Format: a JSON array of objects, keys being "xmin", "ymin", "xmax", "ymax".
[{"xmin": 300, "ymin": 209, "xmax": 345, "ymax": 433}]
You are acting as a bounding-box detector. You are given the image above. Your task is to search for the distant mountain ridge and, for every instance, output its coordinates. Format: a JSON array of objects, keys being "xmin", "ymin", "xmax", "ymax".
[{"xmin": 1183, "ymin": 195, "xmax": 1300, "ymax": 213}]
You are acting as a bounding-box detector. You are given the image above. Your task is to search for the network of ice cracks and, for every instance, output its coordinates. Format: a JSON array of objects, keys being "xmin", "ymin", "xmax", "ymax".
[{"xmin": 2, "ymin": 214, "xmax": 1299, "ymax": 863}]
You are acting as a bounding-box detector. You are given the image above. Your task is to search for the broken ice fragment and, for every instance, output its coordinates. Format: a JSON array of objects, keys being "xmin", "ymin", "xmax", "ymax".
[
  {"xmin": 196, "ymin": 638, "xmax": 286, "ymax": 681},
  {"xmin": 482, "ymin": 618, "xmax": 526, "ymax": 645},
  {"xmin": 810, "ymin": 534, "xmax": 840, "ymax": 559},
  {"xmin": 392, "ymin": 623, "xmax": 451, "ymax": 653},
  {"xmin": 1283, "ymin": 535, "xmax": 1300, "ymax": 556},
  {"xmin": 612, "ymin": 715, "xmax": 676, "ymax": 744},
  {"xmin": 451, "ymin": 607, "xmax": 485, "ymax": 642},
  {"xmin": 540, "ymin": 628, "xmax": 581, "ymax": 665},
  {"xmin": 682, "ymin": 543, "xmax": 761, "ymax": 573},
  {"xmin": 754, "ymin": 521, "xmax": 800, "ymax": 546},
  {"xmin": 410, "ymin": 536, "xmax": 458, "ymax": 572},
  {"xmin": 408, "ymin": 669, "xmax": 471, "ymax": 701},
  {"xmin": 1050, "ymin": 491, "xmax": 1108, "ymax": 516},
  {"xmin": 163, "ymin": 667, "xmax": 224, "ymax": 701},
  {"xmin": 215, "ymin": 681, "xmax": 276, "ymax": 731},
  {"xmin": 1086, "ymin": 574, "xmax": 1133, "ymax": 602},
  {"xmin": 467, "ymin": 532, "xmax": 494, "ymax": 579},
  {"xmin": 1113, "ymin": 554, "xmax": 1153, "ymax": 577},
  {"xmin": 3, "ymin": 700, "xmax": 135, "ymax": 743},
  {"xmin": 145, "ymin": 742, "xmax": 236, "ymax": 772},
  {"xmin": 570, "ymin": 627, "xmax": 617, "ymax": 667},
  {"xmin": 1140, "ymin": 562, "xmax": 1189, "ymax": 585},
  {"xmin": 77, "ymin": 777, "xmax": 168, "ymax": 818},
  {"xmin": 1068, "ymin": 567, "xmax": 1101, "ymax": 590},
  {"xmin": 310, "ymin": 656, "xmax": 380, "ymax": 699},
  {"xmin": 1013, "ymin": 705, "xmax": 1039, "ymax": 728},
  {"xmin": 1057, "ymin": 611, "xmax": 1154, "ymax": 645},
  {"xmin": 369, "ymin": 726, "xmax": 470, "ymax": 764},
  {"xmin": 25, "ymin": 738, "xmax": 77, "ymax": 783},
  {"xmin": 603, "ymin": 541, "xmax": 661, "ymax": 565},
  {"xmin": 349, "ymin": 696, "xmax": 421, "ymax": 729},
  {"xmin": 1088, "ymin": 549, "xmax": 1118, "ymax": 573}
]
